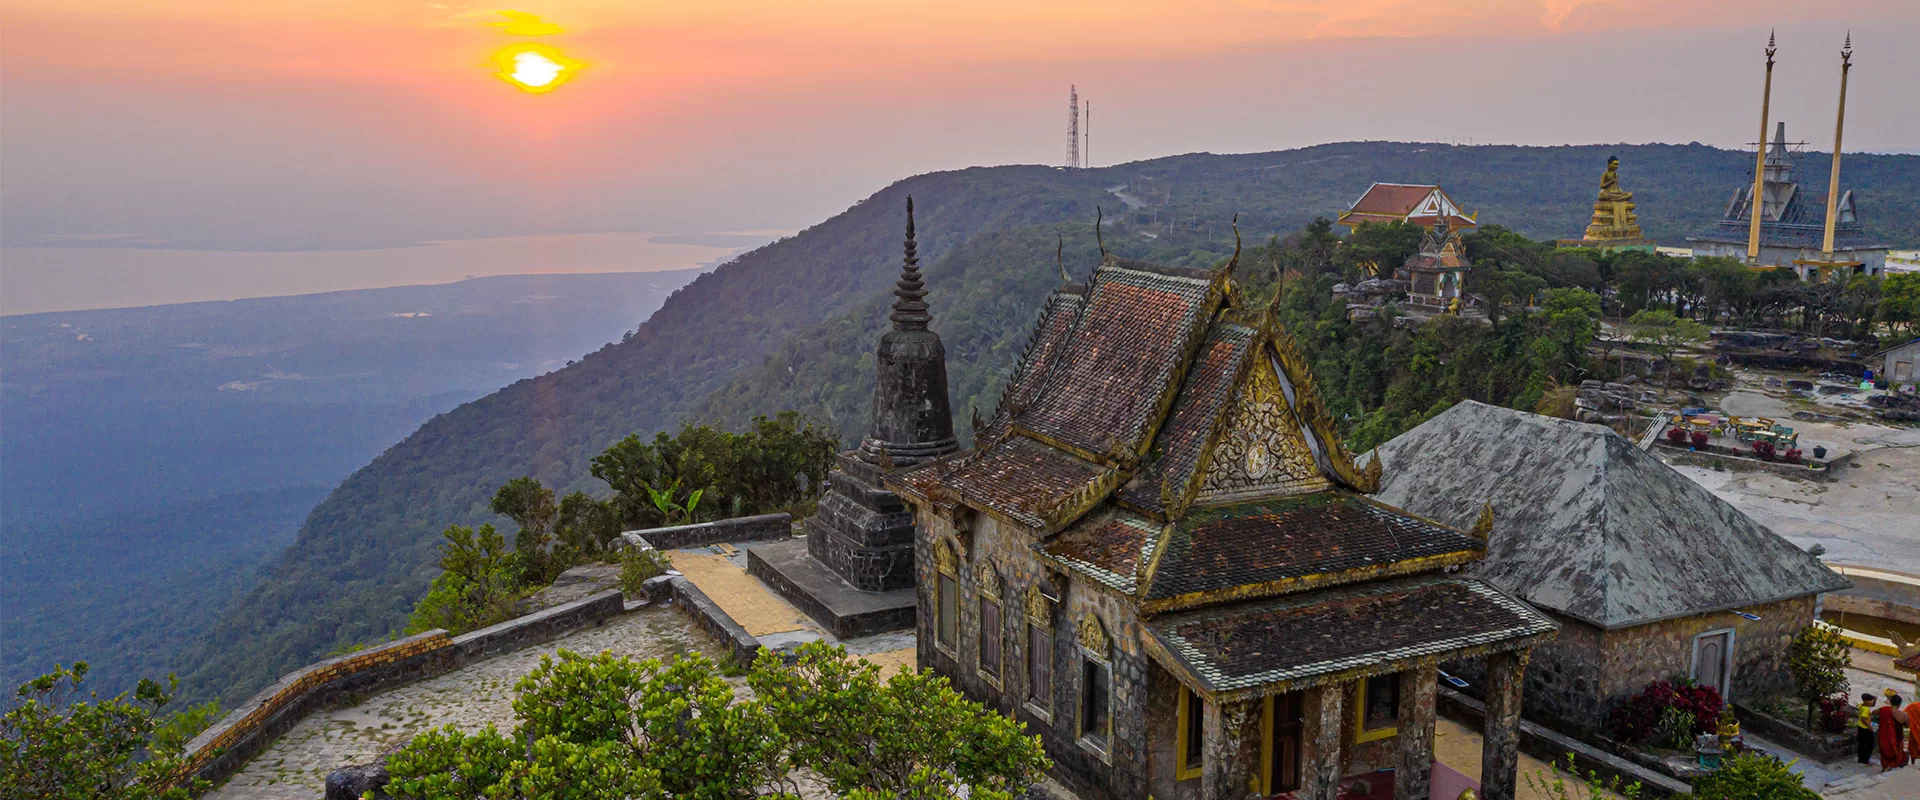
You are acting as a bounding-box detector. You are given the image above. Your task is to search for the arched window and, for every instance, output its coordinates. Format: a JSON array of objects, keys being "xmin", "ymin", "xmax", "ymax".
[
  {"xmin": 976, "ymin": 562, "xmax": 1003, "ymax": 684},
  {"xmin": 1025, "ymin": 586, "xmax": 1054, "ymax": 718},
  {"xmin": 934, "ymin": 540, "xmax": 959, "ymax": 653},
  {"xmin": 1077, "ymin": 614, "xmax": 1112, "ymax": 752}
]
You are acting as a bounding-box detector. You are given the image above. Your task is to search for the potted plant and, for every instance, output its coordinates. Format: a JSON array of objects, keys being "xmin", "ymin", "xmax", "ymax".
[
  {"xmin": 1667, "ymin": 427, "xmax": 1688, "ymax": 445},
  {"xmin": 1690, "ymin": 431, "xmax": 1709, "ymax": 449},
  {"xmin": 1783, "ymin": 448, "xmax": 1803, "ymax": 464},
  {"xmin": 1812, "ymin": 445, "xmax": 1828, "ymax": 459}
]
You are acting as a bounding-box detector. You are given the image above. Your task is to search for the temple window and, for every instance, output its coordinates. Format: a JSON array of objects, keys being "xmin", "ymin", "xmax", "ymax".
[
  {"xmin": 977, "ymin": 563, "xmax": 1002, "ymax": 683},
  {"xmin": 1077, "ymin": 615, "xmax": 1112, "ymax": 753},
  {"xmin": 1175, "ymin": 686, "xmax": 1204, "ymax": 780},
  {"xmin": 934, "ymin": 540, "xmax": 959, "ymax": 653},
  {"xmin": 1354, "ymin": 673, "xmax": 1400, "ymax": 743},
  {"xmin": 1025, "ymin": 586, "xmax": 1053, "ymax": 717}
]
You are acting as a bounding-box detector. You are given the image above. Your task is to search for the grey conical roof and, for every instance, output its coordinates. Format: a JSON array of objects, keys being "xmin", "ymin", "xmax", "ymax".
[{"xmin": 1370, "ymin": 401, "xmax": 1848, "ymax": 629}]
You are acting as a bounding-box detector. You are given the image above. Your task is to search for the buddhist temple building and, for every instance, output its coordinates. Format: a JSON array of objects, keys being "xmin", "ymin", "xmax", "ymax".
[
  {"xmin": 1686, "ymin": 122, "xmax": 1890, "ymax": 279},
  {"xmin": 1336, "ymin": 183, "xmax": 1477, "ymax": 233},
  {"xmin": 1398, "ymin": 217, "xmax": 1470, "ymax": 312},
  {"xmin": 1556, "ymin": 157, "xmax": 1654, "ymax": 252},
  {"xmin": 887, "ymin": 236, "xmax": 1555, "ymax": 800}
]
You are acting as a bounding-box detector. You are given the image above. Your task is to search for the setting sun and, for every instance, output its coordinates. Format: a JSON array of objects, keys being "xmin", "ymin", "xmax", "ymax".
[{"xmin": 492, "ymin": 43, "xmax": 581, "ymax": 94}]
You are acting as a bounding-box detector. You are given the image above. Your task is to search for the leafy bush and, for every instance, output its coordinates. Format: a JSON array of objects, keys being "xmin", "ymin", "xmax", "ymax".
[
  {"xmin": 1691, "ymin": 752, "xmax": 1817, "ymax": 800},
  {"xmin": 1608, "ymin": 680, "xmax": 1722, "ymax": 744},
  {"xmin": 384, "ymin": 645, "xmax": 1048, "ymax": 800},
  {"xmin": 0, "ymin": 663, "xmax": 207, "ymax": 799},
  {"xmin": 619, "ymin": 548, "xmax": 673, "ymax": 597}
]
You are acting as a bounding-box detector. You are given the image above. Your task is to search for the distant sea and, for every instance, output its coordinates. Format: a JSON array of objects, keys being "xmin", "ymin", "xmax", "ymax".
[{"xmin": 0, "ymin": 231, "xmax": 787, "ymax": 315}]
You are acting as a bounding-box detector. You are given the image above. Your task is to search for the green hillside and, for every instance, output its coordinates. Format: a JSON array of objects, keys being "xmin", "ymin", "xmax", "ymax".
[{"xmin": 179, "ymin": 141, "xmax": 1920, "ymax": 704}]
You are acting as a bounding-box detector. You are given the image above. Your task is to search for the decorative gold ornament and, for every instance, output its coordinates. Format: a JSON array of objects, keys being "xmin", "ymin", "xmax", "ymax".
[
  {"xmin": 934, "ymin": 539, "xmax": 959, "ymax": 574},
  {"xmin": 1078, "ymin": 614, "xmax": 1109, "ymax": 655},
  {"xmin": 1026, "ymin": 586, "xmax": 1052, "ymax": 627},
  {"xmin": 975, "ymin": 561, "xmax": 1002, "ymax": 599}
]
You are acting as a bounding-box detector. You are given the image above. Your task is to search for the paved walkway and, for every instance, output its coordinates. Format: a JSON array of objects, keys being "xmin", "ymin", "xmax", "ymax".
[
  {"xmin": 1432, "ymin": 718, "xmax": 1629, "ymax": 800},
  {"xmin": 206, "ymin": 607, "xmax": 715, "ymax": 800}
]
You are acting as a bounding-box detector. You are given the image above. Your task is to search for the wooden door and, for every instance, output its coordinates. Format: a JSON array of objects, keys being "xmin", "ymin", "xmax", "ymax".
[
  {"xmin": 1692, "ymin": 630, "xmax": 1733, "ymax": 698},
  {"xmin": 1265, "ymin": 691, "xmax": 1302, "ymax": 795}
]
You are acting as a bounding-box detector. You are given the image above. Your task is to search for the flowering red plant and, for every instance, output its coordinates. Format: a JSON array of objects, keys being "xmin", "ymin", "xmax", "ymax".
[
  {"xmin": 1667, "ymin": 427, "xmax": 1688, "ymax": 445},
  {"xmin": 1607, "ymin": 679, "xmax": 1724, "ymax": 742},
  {"xmin": 1752, "ymin": 440, "xmax": 1776, "ymax": 461},
  {"xmin": 1690, "ymin": 431, "xmax": 1709, "ymax": 448},
  {"xmin": 1783, "ymin": 448, "xmax": 1803, "ymax": 463}
]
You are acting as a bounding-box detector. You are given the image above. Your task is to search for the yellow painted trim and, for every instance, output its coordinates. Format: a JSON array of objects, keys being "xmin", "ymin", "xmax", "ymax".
[
  {"xmin": 1837, "ymin": 629, "xmax": 1900, "ymax": 657},
  {"xmin": 1258, "ymin": 695, "xmax": 1275, "ymax": 794},
  {"xmin": 1176, "ymin": 687, "xmax": 1203, "ymax": 780},
  {"xmin": 1140, "ymin": 549, "xmax": 1481, "ymax": 615},
  {"xmin": 1352, "ymin": 675, "xmax": 1398, "ymax": 744}
]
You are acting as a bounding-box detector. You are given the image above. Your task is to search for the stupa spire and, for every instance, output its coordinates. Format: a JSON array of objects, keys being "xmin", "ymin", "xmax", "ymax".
[
  {"xmin": 1822, "ymin": 33, "xmax": 1853, "ymax": 256},
  {"xmin": 1747, "ymin": 30, "xmax": 1777, "ymax": 263},
  {"xmin": 890, "ymin": 196, "xmax": 931, "ymax": 331}
]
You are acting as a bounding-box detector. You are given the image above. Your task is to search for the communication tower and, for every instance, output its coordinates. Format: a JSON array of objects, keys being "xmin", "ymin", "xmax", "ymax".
[{"xmin": 1067, "ymin": 86, "xmax": 1080, "ymax": 169}]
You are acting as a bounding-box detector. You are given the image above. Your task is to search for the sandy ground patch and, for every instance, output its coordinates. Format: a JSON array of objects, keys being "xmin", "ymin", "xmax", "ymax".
[
  {"xmin": 672, "ymin": 548, "xmax": 818, "ymax": 637},
  {"xmin": 1433, "ymin": 718, "xmax": 1629, "ymax": 800}
]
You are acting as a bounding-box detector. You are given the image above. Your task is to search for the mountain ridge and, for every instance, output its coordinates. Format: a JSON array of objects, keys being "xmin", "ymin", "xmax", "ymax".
[{"xmin": 177, "ymin": 141, "xmax": 1920, "ymax": 703}]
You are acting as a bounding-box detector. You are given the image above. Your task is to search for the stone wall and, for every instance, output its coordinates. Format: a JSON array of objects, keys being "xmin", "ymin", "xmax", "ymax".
[
  {"xmin": 622, "ymin": 512, "xmax": 792, "ymax": 551},
  {"xmin": 914, "ymin": 510, "xmax": 1149, "ymax": 800},
  {"xmin": 173, "ymin": 589, "xmax": 629, "ymax": 791},
  {"xmin": 1447, "ymin": 609, "xmax": 1607, "ymax": 734},
  {"xmin": 1596, "ymin": 595, "xmax": 1815, "ymax": 712}
]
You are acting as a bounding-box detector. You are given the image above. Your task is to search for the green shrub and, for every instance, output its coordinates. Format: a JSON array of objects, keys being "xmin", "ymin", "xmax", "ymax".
[
  {"xmin": 1523, "ymin": 752, "xmax": 1643, "ymax": 800},
  {"xmin": 1692, "ymin": 752, "xmax": 1817, "ymax": 800},
  {"xmin": 0, "ymin": 663, "xmax": 207, "ymax": 799},
  {"xmin": 619, "ymin": 548, "xmax": 673, "ymax": 597}
]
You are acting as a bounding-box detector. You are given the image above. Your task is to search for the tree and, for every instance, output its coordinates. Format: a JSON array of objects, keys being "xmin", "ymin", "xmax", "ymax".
[
  {"xmin": 1626, "ymin": 309, "xmax": 1708, "ymax": 388},
  {"xmin": 1878, "ymin": 273, "xmax": 1920, "ymax": 338},
  {"xmin": 0, "ymin": 663, "xmax": 207, "ymax": 800},
  {"xmin": 406, "ymin": 524, "xmax": 520, "ymax": 635},
  {"xmin": 493, "ymin": 477, "xmax": 561, "ymax": 585},
  {"xmin": 749, "ymin": 643, "xmax": 1050, "ymax": 800},
  {"xmin": 1787, "ymin": 624, "xmax": 1850, "ymax": 730},
  {"xmin": 383, "ymin": 646, "xmax": 1049, "ymax": 800}
]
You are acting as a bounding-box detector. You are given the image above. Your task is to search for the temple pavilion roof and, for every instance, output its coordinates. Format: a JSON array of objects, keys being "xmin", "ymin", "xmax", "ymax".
[
  {"xmin": 1145, "ymin": 574, "xmax": 1556, "ymax": 699},
  {"xmin": 1338, "ymin": 183, "xmax": 1477, "ymax": 230},
  {"xmin": 893, "ymin": 247, "xmax": 1502, "ymax": 612}
]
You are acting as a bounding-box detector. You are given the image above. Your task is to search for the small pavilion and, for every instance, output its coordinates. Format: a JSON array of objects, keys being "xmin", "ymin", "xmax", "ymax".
[{"xmin": 1336, "ymin": 183, "xmax": 1477, "ymax": 234}]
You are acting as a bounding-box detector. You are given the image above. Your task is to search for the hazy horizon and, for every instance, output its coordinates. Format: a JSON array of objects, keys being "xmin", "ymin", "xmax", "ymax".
[{"xmin": 6, "ymin": 3, "xmax": 1917, "ymax": 254}]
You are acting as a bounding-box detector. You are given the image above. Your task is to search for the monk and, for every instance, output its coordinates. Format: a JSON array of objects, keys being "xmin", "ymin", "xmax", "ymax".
[
  {"xmin": 1907, "ymin": 696, "xmax": 1920, "ymax": 762},
  {"xmin": 1876, "ymin": 692, "xmax": 1909, "ymax": 770}
]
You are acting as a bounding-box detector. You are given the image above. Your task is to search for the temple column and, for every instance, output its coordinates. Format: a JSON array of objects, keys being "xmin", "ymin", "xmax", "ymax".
[
  {"xmin": 1395, "ymin": 665, "xmax": 1439, "ymax": 800},
  {"xmin": 1202, "ymin": 698, "xmax": 1260, "ymax": 800},
  {"xmin": 1481, "ymin": 650, "xmax": 1531, "ymax": 800},
  {"xmin": 1299, "ymin": 682, "xmax": 1346, "ymax": 800}
]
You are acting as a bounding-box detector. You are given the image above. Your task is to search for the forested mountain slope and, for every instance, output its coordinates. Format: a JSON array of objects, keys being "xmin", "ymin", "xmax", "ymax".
[{"xmin": 184, "ymin": 141, "xmax": 1920, "ymax": 704}]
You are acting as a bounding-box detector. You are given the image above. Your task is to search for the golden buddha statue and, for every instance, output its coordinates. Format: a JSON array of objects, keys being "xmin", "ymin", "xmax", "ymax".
[{"xmin": 1582, "ymin": 156, "xmax": 1645, "ymax": 242}]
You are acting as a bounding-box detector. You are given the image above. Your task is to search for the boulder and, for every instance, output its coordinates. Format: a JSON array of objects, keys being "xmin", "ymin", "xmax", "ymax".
[{"xmin": 326, "ymin": 762, "xmax": 389, "ymax": 800}]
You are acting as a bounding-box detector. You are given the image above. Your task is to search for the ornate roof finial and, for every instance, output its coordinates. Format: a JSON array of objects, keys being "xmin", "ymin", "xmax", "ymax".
[
  {"xmin": 1766, "ymin": 28, "xmax": 1776, "ymax": 63},
  {"xmin": 889, "ymin": 195, "xmax": 931, "ymax": 332},
  {"xmin": 1095, "ymin": 206, "xmax": 1106, "ymax": 256},
  {"xmin": 1057, "ymin": 234, "xmax": 1069, "ymax": 282},
  {"xmin": 1222, "ymin": 213, "xmax": 1241, "ymax": 279},
  {"xmin": 1842, "ymin": 30, "xmax": 1852, "ymax": 63},
  {"xmin": 1471, "ymin": 500, "xmax": 1494, "ymax": 542}
]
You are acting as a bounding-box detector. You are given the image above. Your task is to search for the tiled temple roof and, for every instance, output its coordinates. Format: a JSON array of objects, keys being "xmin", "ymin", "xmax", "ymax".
[
  {"xmin": 1018, "ymin": 258, "xmax": 1216, "ymax": 457},
  {"xmin": 983, "ymin": 288, "xmax": 1085, "ymax": 439},
  {"xmin": 1117, "ymin": 322, "xmax": 1257, "ymax": 514},
  {"xmin": 937, "ymin": 436, "xmax": 1108, "ymax": 529},
  {"xmin": 1141, "ymin": 492, "xmax": 1483, "ymax": 607},
  {"xmin": 1041, "ymin": 509, "xmax": 1161, "ymax": 595},
  {"xmin": 1146, "ymin": 575, "xmax": 1556, "ymax": 696},
  {"xmin": 1339, "ymin": 183, "xmax": 1477, "ymax": 230}
]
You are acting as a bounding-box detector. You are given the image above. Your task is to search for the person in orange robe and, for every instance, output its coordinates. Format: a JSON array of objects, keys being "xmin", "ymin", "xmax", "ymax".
[
  {"xmin": 1906, "ymin": 697, "xmax": 1920, "ymax": 762},
  {"xmin": 1876, "ymin": 693, "xmax": 1909, "ymax": 770}
]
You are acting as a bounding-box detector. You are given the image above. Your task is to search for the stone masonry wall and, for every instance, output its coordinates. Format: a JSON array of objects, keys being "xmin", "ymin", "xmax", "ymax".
[
  {"xmin": 915, "ymin": 509, "xmax": 1149, "ymax": 800},
  {"xmin": 174, "ymin": 589, "xmax": 628, "ymax": 792},
  {"xmin": 1597, "ymin": 595, "xmax": 1816, "ymax": 713},
  {"xmin": 623, "ymin": 512, "xmax": 791, "ymax": 551},
  {"xmin": 1447, "ymin": 609, "xmax": 1607, "ymax": 734}
]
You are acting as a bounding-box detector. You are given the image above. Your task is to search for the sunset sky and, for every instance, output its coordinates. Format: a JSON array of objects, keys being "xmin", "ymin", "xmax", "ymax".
[{"xmin": 4, "ymin": 1, "xmax": 1918, "ymax": 252}]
